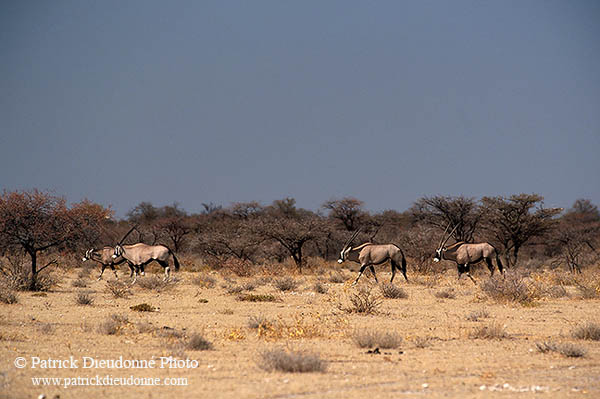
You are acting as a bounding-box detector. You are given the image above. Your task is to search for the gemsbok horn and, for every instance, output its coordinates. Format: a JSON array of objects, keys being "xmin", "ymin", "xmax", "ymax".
[
  {"xmin": 338, "ymin": 229, "xmax": 408, "ymax": 286},
  {"xmin": 433, "ymin": 225, "xmax": 504, "ymax": 283}
]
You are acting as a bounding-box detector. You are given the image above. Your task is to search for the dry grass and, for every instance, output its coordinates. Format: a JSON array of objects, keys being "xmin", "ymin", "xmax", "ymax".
[
  {"xmin": 413, "ymin": 335, "xmax": 434, "ymax": 348},
  {"xmin": 98, "ymin": 314, "xmax": 130, "ymax": 335},
  {"xmin": 536, "ymin": 342, "xmax": 586, "ymax": 358},
  {"xmin": 137, "ymin": 276, "xmax": 179, "ymax": 292},
  {"xmin": 434, "ymin": 287, "xmax": 456, "ymax": 299},
  {"xmin": 0, "ymin": 256, "xmax": 57, "ymax": 291},
  {"xmin": 258, "ymin": 348, "xmax": 327, "ymax": 373},
  {"xmin": 75, "ymin": 291, "xmax": 94, "ymax": 305},
  {"xmin": 37, "ymin": 322, "xmax": 55, "ymax": 335},
  {"xmin": 312, "ymin": 281, "xmax": 329, "ymax": 294},
  {"xmin": 130, "ymin": 303, "xmax": 156, "ymax": 312},
  {"xmin": 192, "ymin": 273, "xmax": 217, "ymax": 288},
  {"xmin": 352, "ymin": 329, "xmax": 402, "ymax": 349},
  {"xmin": 328, "ymin": 271, "xmax": 347, "ymax": 284},
  {"xmin": 226, "ymin": 285, "xmax": 244, "ymax": 294},
  {"xmin": 466, "ymin": 309, "xmax": 490, "ymax": 322},
  {"xmin": 571, "ymin": 321, "xmax": 600, "ymax": 341},
  {"xmin": 273, "ymin": 276, "xmax": 299, "ymax": 292},
  {"xmin": 0, "ymin": 286, "xmax": 18, "ymax": 304},
  {"xmin": 481, "ymin": 273, "xmax": 537, "ymax": 305},
  {"xmin": 237, "ymin": 293, "xmax": 278, "ymax": 302},
  {"xmin": 380, "ymin": 283, "xmax": 408, "ymax": 299},
  {"xmin": 72, "ymin": 278, "xmax": 88, "ymax": 288},
  {"xmin": 186, "ymin": 332, "xmax": 213, "ymax": 351},
  {"xmin": 136, "ymin": 321, "xmax": 156, "ymax": 334},
  {"xmin": 248, "ymin": 314, "xmax": 272, "ymax": 329},
  {"xmin": 340, "ymin": 286, "xmax": 382, "ymax": 314},
  {"xmin": 256, "ymin": 314, "xmax": 323, "ymax": 340},
  {"xmin": 469, "ymin": 322, "xmax": 509, "ymax": 340},
  {"xmin": 573, "ymin": 275, "xmax": 600, "ymax": 299},
  {"xmin": 106, "ymin": 280, "xmax": 132, "ymax": 298}
]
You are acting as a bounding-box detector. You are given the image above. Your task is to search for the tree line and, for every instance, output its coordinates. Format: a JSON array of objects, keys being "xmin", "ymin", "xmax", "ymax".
[{"xmin": 0, "ymin": 189, "xmax": 598, "ymax": 289}]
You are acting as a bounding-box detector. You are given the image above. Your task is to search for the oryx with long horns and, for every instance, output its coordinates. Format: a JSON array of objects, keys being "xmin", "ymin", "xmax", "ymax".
[
  {"xmin": 338, "ymin": 228, "xmax": 408, "ymax": 286},
  {"xmin": 112, "ymin": 225, "xmax": 180, "ymax": 282},
  {"xmin": 82, "ymin": 224, "xmax": 138, "ymax": 281},
  {"xmin": 433, "ymin": 224, "xmax": 504, "ymax": 283},
  {"xmin": 82, "ymin": 247, "xmax": 130, "ymax": 281}
]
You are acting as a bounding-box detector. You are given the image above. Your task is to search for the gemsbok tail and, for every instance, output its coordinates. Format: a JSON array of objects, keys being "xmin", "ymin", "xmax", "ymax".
[
  {"xmin": 495, "ymin": 250, "xmax": 504, "ymax": 274},
  {"xmin": 166, "ymin": 246, "xmax": 180, "ymax": 271},
  {"xmin": 397, "ymin": 245, "xmax": 408, "ymax": 281}
]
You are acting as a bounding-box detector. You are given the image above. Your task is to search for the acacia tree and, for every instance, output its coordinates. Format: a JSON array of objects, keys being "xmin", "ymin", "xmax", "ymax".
[
  {"xmin": 480, "ymin": 194, "xmax": 561, "ymax": 267},
  {"xmin": 196, "ymin": 204, "xmax": 265, "ymax": 264},
  {"xmin": 0, "ymin": 190, "xmax": 110, "ymax": 290},
  {"xmin": 552, "ymin": 199, "xmax": 600, "ymax": 272},
  {"xmin": 257, "ymin": 199, "xmax": 326, "ymax": 272},
  {"xmin": 410, "ymin": 196, "xmax": 481, "ymax": 242},
  {"xmin": 322, "ymin": 197, "xmax": 368, "ymax": 231}
]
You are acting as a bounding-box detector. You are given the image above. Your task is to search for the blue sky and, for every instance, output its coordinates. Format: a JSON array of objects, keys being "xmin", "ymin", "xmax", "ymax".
[{"xmin": 1, "ymin": 1, "xmax": 599, "ymax": 217}]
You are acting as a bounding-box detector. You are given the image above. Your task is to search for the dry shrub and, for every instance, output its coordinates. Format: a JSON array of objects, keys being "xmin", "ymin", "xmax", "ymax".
[
  {"xmin": 573, "ymin": 275, "xmax": 600, "ymax": 299},
  {"xmin": 258, "ymin": 348, "xmax": 326, "ymax": 373},
  {"xmin": 72, "ymin": 278, "xmax": 87, "ymax": 288},
  {"xmin": 340, "ymin": 286, "xmax": 382, "ymax": 314},
  {"xmin": 352, "ymin": 329, "xmax": 402, "ymax": 349},
  {"xmin": 380, "ymin": 283, "xmax": 408, "ymax": 299},
  {"xmin": 98, "ymin": 314, "xmax": 130, "ymax": 335},
  {"xmin": 75, "ymin": 291, "xmax": 94, "ymax": 305},
  {"xmin": 434, "ymin": 287, "xmax": 456, "ymax": 299},
  {"xmin": 572, "ymin": 322, "xmax": 600, "ymax": 341},
  {"xmin": 157, "ymin": 326, "xmax": 185, "ymax": 340},
  {"xmin": 186, "ymin": 332, "xmax": 213, "ymax": 351},
  {"xmin": 248, "ymin": 314, "xmax": 272, "ymax": 329},
  {"xmin": 470, "ymin": 322, "xmax": 509, "ymax": 340},
  {"xmin": 0, "ymin": 286, "xmax": 18, "ymax": 304},
  {"xmin": 257, "ymin": 314, "xmax": 322, "ymax": 340},
  {"xmin": 136, "ymin": 322, "xmax": 156, "ymax": 334},
  {"xmin": 413, "ymin": 336, "xmax": 434, "ymax": 348},
  {"xmin": 536, "ymin": 342, "xmax": 586, "ymax": 358},
  {"xmin": 312, "ymin": 281, "xmax": 329, "ymax": 294},
  {"xmin": 481, "ymin": 273, "xmax": 537, "ymax": 305},
  {"xmin": 106, "ymin": 280, "xmax": 131, "ymax": 298},
  {"xmin": 411, "ymin": 275, "xmax": 436, "ymax": 287},
  {"xmin": 0, "ymin": 256, "xmax": 59, "ymax": 292},
  {"xmin": 238, "ymin": 280, "xmax": 257, "ymax": 291},
  {"xmin": 273, "ymin": 277, "xmax": 299, "ymax": 292},
  {"xmin": 130, "ymin": 303, "xmax": 156, "ymax": 312},
  {"xmin": 237, "ymin": 293, "xmax": 278, "ymax": 302},
  {"xmin": 544, "ymin": 285, "xmax": 569, "ymax": 298},
  {"xmin": 252, "ymin": 276, "xmax": 273, "ymax": 287},
  {"xmin": 226, "ymin": 285, "xmax": 244, "ymax": 295},
  {"xmin": 137, "ymin": 276, "xmax": 178, "ymax": 292},
  {"xmin": 466, "ymin": 309, "xmax": 490, "ymax": 322},
  {"xmin": 328, "ymin": 271, "xmax": 346, "ymax": 284},
  {"xmin": 37, "ymin": 323, "xmax": 54, "ymax": 335},
  {"xmin": 192, "ymin": 273, "xmax": 217, "ymax": 288},
  {"xmin": 221, "ymin": 258, "xmax": 257, "ymax": 277},
  {"xmin": 225, "ymin": 328, "xmax": 246, "ymax": 341}
]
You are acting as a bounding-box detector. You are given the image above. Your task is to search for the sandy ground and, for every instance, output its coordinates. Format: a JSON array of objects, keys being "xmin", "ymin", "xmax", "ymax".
[{"xmin": 1, "ymin": 263, "xmax": 599, "ymax": 399}]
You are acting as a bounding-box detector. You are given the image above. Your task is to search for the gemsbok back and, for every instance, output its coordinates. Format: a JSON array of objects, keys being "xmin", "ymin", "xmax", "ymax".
[
  {"xmin": 433, "ymin": 224, "xmax": 504, "ymax": 283},
  {"xmin": 112, "ymin": 243, "xmax": 180, "ymax": 282},
  {"xmin": 338, "ymin": 229, "xmax": 408, "ymax": 286}
]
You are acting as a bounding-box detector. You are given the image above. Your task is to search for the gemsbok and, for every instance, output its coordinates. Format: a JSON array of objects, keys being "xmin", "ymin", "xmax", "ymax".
[
  {"xmin": 82, "ymin": 247, "xmax": 130, "ymax": 280},
  {"xmin": 112, "ymin": 243, "xmax": 180, "ymax": 282},
  {"xmin": 433, "ymin": 224, "xmax": 504, "ymax": 283},
  {"xmin": 338, "ymin": 229, "xmax": 408, "ymax": 286}
]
